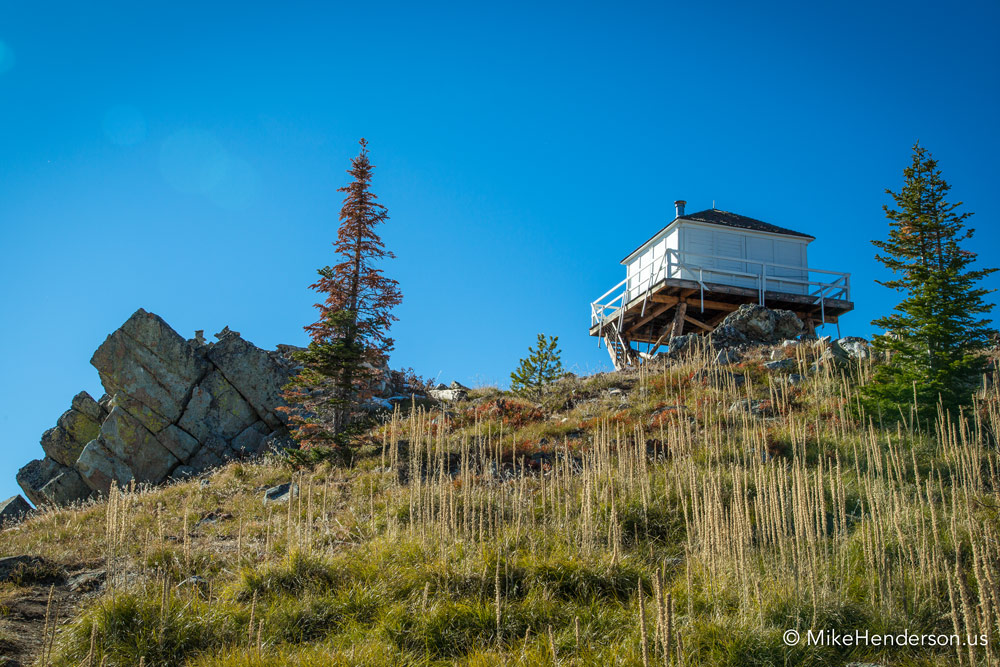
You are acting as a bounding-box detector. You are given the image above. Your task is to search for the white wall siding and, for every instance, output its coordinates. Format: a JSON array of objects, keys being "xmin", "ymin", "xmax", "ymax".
[{"xmin": 629, "ymin": 221, "xmax": 812, "ymax": 295}]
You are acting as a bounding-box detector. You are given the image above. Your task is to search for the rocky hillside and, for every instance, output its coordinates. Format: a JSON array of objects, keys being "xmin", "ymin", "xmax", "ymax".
[{"xmin": 1, "ymin": 309, "xmax": 998, "ymax": 666}]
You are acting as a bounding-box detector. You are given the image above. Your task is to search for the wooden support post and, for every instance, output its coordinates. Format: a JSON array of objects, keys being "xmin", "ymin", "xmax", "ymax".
[
  {"xmin": 669, "ymin": 302, "xmax": 687, "ymax": 339},
  {"xmin": 805, "ymin": 319, "xmax": 817, "ymax": 337}
]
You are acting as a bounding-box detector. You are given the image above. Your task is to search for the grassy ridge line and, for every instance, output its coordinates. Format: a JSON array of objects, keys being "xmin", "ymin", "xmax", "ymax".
[{"xmin": 1, "ymin": 342, "xmax": 998, "ymax": 666}]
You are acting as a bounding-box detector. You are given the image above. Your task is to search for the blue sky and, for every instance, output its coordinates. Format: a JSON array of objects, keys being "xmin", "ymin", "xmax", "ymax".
[{"xmin": 2, "ymin": 1, "xmax": 998, "ymax": 500}]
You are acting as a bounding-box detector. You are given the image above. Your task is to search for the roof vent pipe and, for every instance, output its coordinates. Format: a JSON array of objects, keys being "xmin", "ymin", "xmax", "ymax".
[{"xmin": 674, "ymin": 200, "xmax": 686, "ymax": 218}]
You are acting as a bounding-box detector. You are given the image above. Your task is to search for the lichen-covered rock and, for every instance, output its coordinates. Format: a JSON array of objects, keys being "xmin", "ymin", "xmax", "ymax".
[
  {"xmin": 833, "ymin": 336, "xmax": 870, "ymax": 360},
  {"xmin": 774, "ymin": 310, "xmax": 804, "ymax": 340},
  {"xmin": 709, "ymin": 324, "xmax": 748, "ymax": 349},
  {"xmin": 96, "ymin": 407, "xmax": 180, "ymax": 484},
  {"xmin": 90, "ymin": 309, "xmax": 211, "ymax": 432},
  {"xmin": 665, "ymin": 333, "xmax": 701, "ymax": 359},
  {"xmin": 205, "ymin": 331, "xmax": 295, "ymax": 430},
  {"xmin": 178, "ymin": 370, "xmax": 258, "ymax": 444},
  {"xmin": 71, "ymin": 391, "xmax": 105, "ymax": 423},
  {"xmin": 40, "ymin": 407, "xmax": 102, "ymax": 467},
  {"xmin": 75, "ymin": 439, "xmax": 134, "ymax": 494},
  {"xmin": 715, "ymin": 305, "xmax": 804, "ymax": 347},
  {"xmin": 155, "ymin": 423, "xmax": 202, "ymax": 463}
]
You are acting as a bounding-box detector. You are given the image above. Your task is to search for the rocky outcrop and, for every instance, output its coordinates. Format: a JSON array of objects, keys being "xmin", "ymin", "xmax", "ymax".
[
  {"xmin": 17, "ymin": 309, "xmax": 299, "ymax": 506},
  {"xmin": 667, "ymin": 305, "xmax": 805, "ymax": 359},
  {"xmin": 711, "ymin": 304, "xmax": 804, "ymax": 348},
  {"xmin": 429, "ymin": 381, "xmax": 469, "ymax": 402}
]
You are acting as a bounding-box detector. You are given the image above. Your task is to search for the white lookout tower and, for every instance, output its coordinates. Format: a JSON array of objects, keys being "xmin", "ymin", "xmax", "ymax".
[{"xmin": 589, "ymin": 201, "xmax": 854, "ymax": 370}]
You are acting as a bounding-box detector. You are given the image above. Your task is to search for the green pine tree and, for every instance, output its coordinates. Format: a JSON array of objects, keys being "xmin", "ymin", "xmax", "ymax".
[
  {"xmin": 863, "ymin": 143, "xmax": 997, "ymax": 422},
  {"xmin": 510, "ymin": 334, "xmax": 564, "ymax": 395}
]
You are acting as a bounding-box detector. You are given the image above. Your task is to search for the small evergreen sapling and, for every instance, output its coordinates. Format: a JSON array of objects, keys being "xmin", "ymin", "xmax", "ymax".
[
  {"xmin": 510, "ymin": 334, "xmax": 564, "ymax": 395},
  {"xmin": 863, "ymin": 143, "xmax": 996, "ymax": 421}
]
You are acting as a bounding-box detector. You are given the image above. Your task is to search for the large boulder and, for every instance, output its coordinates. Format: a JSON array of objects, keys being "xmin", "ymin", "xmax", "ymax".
[
  {"xmin": 90, "ymin": 309, "xmax": 211, "ymax": 432},
  {"xmin": 17, "ymin": 458, "xmax": 65, "ymax": 506},
  {"xmin": 716, "ymin": 305, "xmax": 804, "ymax": 347},
  {"xmin": 709, "ymin": 324, "xmax": 749, "ymax": 350},
  {"xmin": 665, "ymin": 333, "xmax": 701, "ymax": 359}
]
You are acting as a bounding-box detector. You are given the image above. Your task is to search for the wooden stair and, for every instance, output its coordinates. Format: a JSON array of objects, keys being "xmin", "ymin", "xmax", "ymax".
[{"xmin": 602, "ymin": 319, "xmax": 637, "ymax": 371}]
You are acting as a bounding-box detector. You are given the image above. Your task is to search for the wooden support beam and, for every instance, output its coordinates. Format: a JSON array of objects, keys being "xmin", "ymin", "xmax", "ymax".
[
  {"xmin": 628, "ymin": 300, "xmax": 676, "ymax": 329},
  {"xmin": 651, "ymin": 293, "xmax": 747, "ymax": 313},
  {"xmin": 649, "ymin": 326, "xmax": 672, "ymax": 356},
  {"xmin": 650, "ymin": 293, "xmax": 682, "ymax": 304},
  {"xmin": 683, "ymin": 314, "xmax": 713, "ymax": 333}
]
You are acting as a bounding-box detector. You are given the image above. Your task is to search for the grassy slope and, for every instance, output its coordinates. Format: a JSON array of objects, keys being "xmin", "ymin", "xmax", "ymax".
[{"xmin": 2, "ymin": 342, "xmax": 999, "ymax": 666}]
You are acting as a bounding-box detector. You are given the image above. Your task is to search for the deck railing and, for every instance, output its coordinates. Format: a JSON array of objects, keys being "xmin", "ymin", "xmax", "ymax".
[{"xmin": 590, "ymin": 248, "xmax": 851, "ymax": 329}]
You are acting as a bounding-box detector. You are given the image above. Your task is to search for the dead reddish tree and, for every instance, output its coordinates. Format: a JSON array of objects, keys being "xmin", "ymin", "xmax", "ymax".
[{"xmin": 282, "ymin": 138, "xmax": 402, "ymax": 449}]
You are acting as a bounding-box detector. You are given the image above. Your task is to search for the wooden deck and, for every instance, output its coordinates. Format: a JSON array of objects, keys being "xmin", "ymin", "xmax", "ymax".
[{"xmin": 589, "ymin": 277, "xmax": 854, "ymax": 368}]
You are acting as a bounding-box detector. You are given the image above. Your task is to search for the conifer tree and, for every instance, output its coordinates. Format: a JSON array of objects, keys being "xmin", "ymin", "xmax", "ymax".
[
  {"xmin": 863, "ymin": 143, "xmax": 996, "ymax": 421},
  {"xmin": 283, "ymin": 139, "xmax": 402, "ymax": 449},
  {"xmin": 510, "ymin": 334, "xmax": 564, "ymax": 395}
]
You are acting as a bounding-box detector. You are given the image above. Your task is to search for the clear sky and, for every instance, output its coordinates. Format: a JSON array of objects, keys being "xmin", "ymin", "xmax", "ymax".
[{"xmin": 2, "ymin": 1, "xmax": 998, "ymax": 501}]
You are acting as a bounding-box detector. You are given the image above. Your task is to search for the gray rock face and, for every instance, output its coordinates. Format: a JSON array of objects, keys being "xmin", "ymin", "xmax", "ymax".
[
  {"xmin": 714, "ymin": 349, "xmax": 741, "ymax": 365},
  {"xmin": 97, "ymin": 407, "xmax": 180, "ymax": 484},
  {"xmin": 17, "ymin": 309, "xmax": 298, "ymax": 505},
  {"xmin": 75, "ymin": 439, "xmax": 135, "ymax": 494},
  {"xmin": 773, "ymin": 311, "xmax": 805, "ymax": 340},
  {"xmin": 665, "ymin": 333, "xmax": 701, "ymax": 359},
  {"xmin": 178, "ymin": 370, "xmax": 258, "ymax": 443},
  {"xmin": 206, "ymin": 331, "xmax": 294, "ymax": 430},
  {"xmin": 0, "ymin": 495, "xmax": 31, "ymax": 525},
  {"xmin": 39, "ymin": 469, "xmax": 92, "ymax": 506},
  {"xmin": 429, "ymin": 383, "xmax": 468, "ymax": 401},
  {"xmin": 71, "ymin": 391, "xmax": 104, "ymax": 422},
  {"xmin": 91, "ymin": 309, "xmax": 211, "ymax": 432}
]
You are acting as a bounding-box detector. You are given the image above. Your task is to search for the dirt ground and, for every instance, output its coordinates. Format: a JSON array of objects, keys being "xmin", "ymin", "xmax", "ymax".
[{"xmin": 0, "ymin": 559, "xmax": 104, "ymax": 667}]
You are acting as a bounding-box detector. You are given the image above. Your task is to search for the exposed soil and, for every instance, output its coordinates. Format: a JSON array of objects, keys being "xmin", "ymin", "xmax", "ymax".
[{"xmin": 0, "ymin": 560, "xmax": 104, "ymax": 667}]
